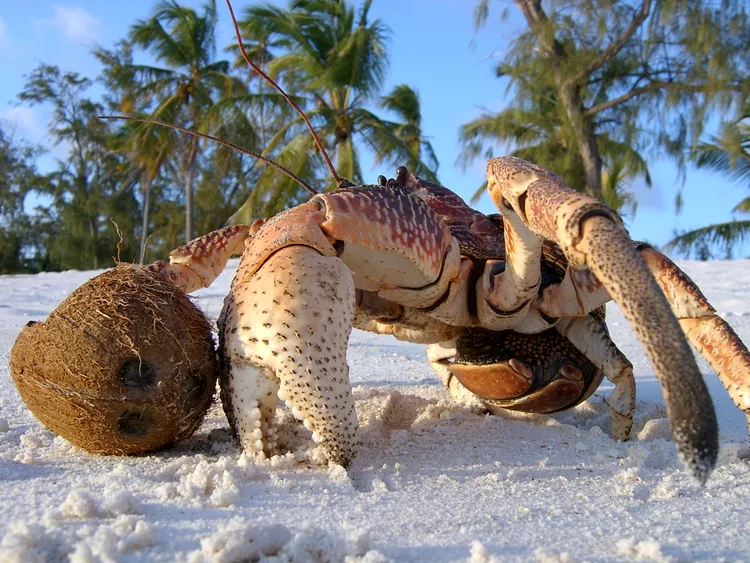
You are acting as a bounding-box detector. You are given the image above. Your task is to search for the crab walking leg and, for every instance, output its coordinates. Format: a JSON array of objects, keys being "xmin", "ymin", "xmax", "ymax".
[
  {"xmin": 477, "ymin": 205, "xmax": 544, "ymax": 328},
  {"xmin": 557, "ymin": 316, "xmax": 636, "ymax": 440},
  {"xmin": 220, "ymin": 245, "xmax": 358, "ymax": 466},
  {"xmin": 147, "ymin": 224, "xmax": 256, "ymax": 292},
  {"xmin": 639, "ymin": 246, "xmax": 750, "ymax": 424},
  {"xmin": 486, "ymin": 156, "xmax": 718, "ymax": 484},
  {"xmin": 354, "ymin": 291, "xmax": 459, "ymax": 344}
]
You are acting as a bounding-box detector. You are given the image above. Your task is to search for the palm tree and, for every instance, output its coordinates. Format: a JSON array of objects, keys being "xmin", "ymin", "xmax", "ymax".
[
  {"xmin": 117, "ymin": 120, "xmax": 174, "ymax": 260},
  {"xmin": 230, "ymin": 0, "xmax": 438, "ymax": 223},
  {"xmin": 125, "ymin": 0, "xmax": 252, "ymax": 242},
  {"xmin": 377, "ymin": 84, "xmax": 438, "ymax": 180},
  {"xmin": 667, "ymin": 107, "xmax": 750, "ymax": 257},
  {"xmin": 225, "ymin": 18, "xmax": 287, "ymax": 148},
  {"xmin": 95, "ymin": 42, "xmax": 176, "ymax": 260}
]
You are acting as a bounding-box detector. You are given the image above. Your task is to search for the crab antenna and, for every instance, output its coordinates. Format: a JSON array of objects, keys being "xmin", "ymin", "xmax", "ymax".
[
  {"xmin": 98, "ymin": 115, "xmax": 318, "ymax": 196},
  {"xmin": 224, "ymin": 0, "xmax": 347, "ymax": 189}
]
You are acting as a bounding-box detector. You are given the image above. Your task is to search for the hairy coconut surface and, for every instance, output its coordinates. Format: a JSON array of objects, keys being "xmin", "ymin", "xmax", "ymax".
[{"xmin": 9, "ymin": 264, "xmax": 218, "ymax": 455}]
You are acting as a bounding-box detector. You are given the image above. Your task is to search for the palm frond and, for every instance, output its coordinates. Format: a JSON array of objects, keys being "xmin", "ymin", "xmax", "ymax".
[
  {"xmin": 666, "ymin": 220, "xmax": 750, "ymax": 256},
  {"xmin": 130, "ymin": 15, "xmax": 191, "ymax": 68},
  {"xmin": 733, "ymin": 197, "xmax": 750, "ymax": 213},
  {"xmin": 356, "ymin": 109, "xmax": 437, "ymax": 182},
  {"xmin": 229, "ymin": 131, "xmax": 319, "ymax": 222},
  {"xmin": 694, "ymin": 140, "xmax": 750, "ymax": 186},
  {"xmin": 380, "ymin": 84, "xmax": 421, "ymax": 124}
]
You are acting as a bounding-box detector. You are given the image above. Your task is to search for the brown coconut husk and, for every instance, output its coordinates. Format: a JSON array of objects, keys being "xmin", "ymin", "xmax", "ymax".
[{"xmin": 9, "ymin": 264, "xmax": 218, "ymax": 455}]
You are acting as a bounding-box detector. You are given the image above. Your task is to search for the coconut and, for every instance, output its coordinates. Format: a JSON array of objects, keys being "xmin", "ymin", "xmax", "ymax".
[{"xmin": 9, "ymin": 264, "xmax": 218, "ymax": 455}]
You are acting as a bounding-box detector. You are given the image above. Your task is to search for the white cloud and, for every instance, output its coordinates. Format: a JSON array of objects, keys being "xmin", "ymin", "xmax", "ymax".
[
  {"xmin": 48, "ymin": 5, "xmax": 101, "ymax": 44},
  {"xmin": 0, "ymin": 107, "xmax": 43, "ymax": 139},
  {"xmin": 0, "ymin": 107, "xmax": 73, "ymax": 167},
  {"xmin": 0, "ymin": 14, "xmax": 11, "ymax": 51}
]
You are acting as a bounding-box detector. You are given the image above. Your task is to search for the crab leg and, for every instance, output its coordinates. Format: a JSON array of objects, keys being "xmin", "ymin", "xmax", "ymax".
[
  {"xmin": 638, "ymin": 246, "xmax": 750, "ymax": 428},
  {"xmin": 536, "ymin": 262, "xmax": 611, "ymax": 319},
  {"xmin": 557, "ymin": 316, "xmax": 636, "ymax": 440},
  {"xmin": 477, "ymin": 207, "xmax": 544, "ymax": 328},
  {"xmin": 354, "ymin": 291, "xmax": 459, "ymax": 344},
  {"xmin": 486, "ymin": 156, "xmax": 718, "ymax": 483},
  {"xmin": 535, "ymin": 242, "xmax": 750, "ymax": 433},
  {"xmin": 147, "ymin": 224, "xmax": 256, "ymax": 292}
]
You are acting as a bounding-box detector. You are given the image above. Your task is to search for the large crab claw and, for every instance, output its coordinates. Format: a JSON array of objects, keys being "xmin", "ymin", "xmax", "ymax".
[
  {"xmin": 147, "ymin": 220, "xmax": 359, "ymax": 464},
  {"xmin": 148, "ymin": 221, "xmax": 360, "ymax": 465},
  {"xmin": 216, "ymin": 203, "xmax": 359, "ymax": 465},
  {"xmin": 219, "ymin": 243, "xmax": 358, "ymax": 466},
  {"xmin": 217, "ymin": 189, "xmax": 459, "ymax": 466},
  {"xmin": 486, "ymin": 156, "xmax": 719, "ymax": 483}
]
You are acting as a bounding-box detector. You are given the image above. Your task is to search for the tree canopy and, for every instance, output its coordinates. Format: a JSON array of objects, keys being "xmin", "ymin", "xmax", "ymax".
[
  {"xmin": 3, "ymin": 0, "xmax": 749, "ymax": 272},
  {"xmin": 227, "ymin": 0, "xmax": 438, "ymax": 223},
  {"xmin": 463, "ymin": 0, "xmax": 749, "ymax": 212}
]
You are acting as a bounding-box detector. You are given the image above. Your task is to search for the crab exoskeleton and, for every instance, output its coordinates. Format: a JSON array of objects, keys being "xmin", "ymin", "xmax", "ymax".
[{"xmin": 148, "ymin": 156, "xmax": 750, "ymax": 484}]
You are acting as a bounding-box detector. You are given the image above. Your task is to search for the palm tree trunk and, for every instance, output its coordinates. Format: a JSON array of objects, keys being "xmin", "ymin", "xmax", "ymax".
[
  {"xmin": 140, "ymin": 174, "xmax": 152, "ymax": 263},
  {"xmin": 184, "ymin": 136, "xmax": 198, "ymax": 243}
]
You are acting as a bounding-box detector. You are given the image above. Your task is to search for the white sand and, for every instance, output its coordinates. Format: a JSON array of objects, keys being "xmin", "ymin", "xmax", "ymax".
[{"xmin": 1, "ymin": 259, "xmax": 749, "ymax": 562}]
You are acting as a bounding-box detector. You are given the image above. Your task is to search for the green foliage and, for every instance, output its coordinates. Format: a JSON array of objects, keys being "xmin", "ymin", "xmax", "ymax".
[
  {"xmin": 10, "ymin": 0, "xmax": 747, "ymax": 272},
  {"xmin": 123, "ymin": 0, "xmax": 252, "ymax": 242},
  {"xmin": 0, "ymin": 126, "xmax": 39, "ymax": 273},
  {"xmin": 376, "ymin": 84, "xmax": 439, "ymax": 181},
  {"xmin": 668, "ymin": 221, "xmax": 750, "ymax": 259},
  {"xmin": 666, "ymin": 104, "xmax": 750, "ymax": 257},
  {"xmin": 693, "ymin": 107, "xmax": 750, "ymax": 187},
  {"xmin": 464, "ymin": 0, "xmax": 749, "ymax": 210},
  {"xmin": 0, "ymin": 0, "xmax": 442, "ymax": 271},
  {"xmin": 231, "ymin": 0, "xmax": 438, "ymax": 219},
  {"xmin": 18, "ymin": 65, "xmax": 140, "ymax": 271}
]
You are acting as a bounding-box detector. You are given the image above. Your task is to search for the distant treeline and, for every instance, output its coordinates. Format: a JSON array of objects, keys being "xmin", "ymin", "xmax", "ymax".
[{"xmin": 0, "ymin": 0, "xmax": 747, "ymax": 273}]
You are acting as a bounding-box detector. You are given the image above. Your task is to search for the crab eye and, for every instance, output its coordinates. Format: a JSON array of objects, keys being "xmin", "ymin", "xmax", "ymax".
[{"xmin": 396, "ymin": 165, "xmax": 409, "ymax": 185}]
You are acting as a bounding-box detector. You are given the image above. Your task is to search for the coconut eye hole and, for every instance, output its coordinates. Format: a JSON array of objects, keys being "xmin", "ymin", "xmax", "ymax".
[
  {"xmin": 183, "ymin": 371, "xmax": 208, "ymax": 407},
  {"xmin": 117, "ymin": 411, "xmax": 153, "ymax": 436},
  {"xmin": 119, "ymin": 358, "xmax": 156, "ymax": 389}
]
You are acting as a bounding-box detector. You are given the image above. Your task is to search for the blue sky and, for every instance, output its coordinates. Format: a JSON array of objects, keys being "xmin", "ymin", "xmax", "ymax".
[{"xmin": 0, "ymin": 0, "xmax": 745, "ymax": 256}]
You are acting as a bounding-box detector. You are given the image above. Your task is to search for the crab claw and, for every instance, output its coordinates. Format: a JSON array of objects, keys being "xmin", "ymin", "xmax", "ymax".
[
  {"xmin": 219, "ymin": 243, "xmax": 358, "ymax": 466},
  {"xmin": 487, "ymin": 156, "xmax": 719, "ymax": 484}
]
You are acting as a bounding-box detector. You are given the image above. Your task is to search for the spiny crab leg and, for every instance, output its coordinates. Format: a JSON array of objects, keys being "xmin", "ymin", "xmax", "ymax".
[
  {"xmin": 638, "ymin": 246, "xmax": 750, "ymax": 429},
  {"xmin": 535, "ymin": 238, "xmax": 750, "ymax": 437},
  {"xmin": 147, "ymin": 224, "xmax": 258, "ymax": 292},
  {"xmin": 486, "ymin": 156, "xmax": 718, "ymax": 484}
]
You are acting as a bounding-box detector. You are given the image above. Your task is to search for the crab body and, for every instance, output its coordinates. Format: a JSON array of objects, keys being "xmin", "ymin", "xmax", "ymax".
[{"xmin": 149, "ymin": 156, "xmax": 750, "ymax": 484}]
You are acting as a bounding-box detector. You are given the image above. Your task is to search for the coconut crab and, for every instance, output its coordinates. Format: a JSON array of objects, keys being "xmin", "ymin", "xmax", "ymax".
[
  {"xmin": 145, "ymin": 156, "xmax": 750, "ymax": 485},
  {"xmin": 121, "ymin": 0, "xmax": 750, "ymax": 485}
]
